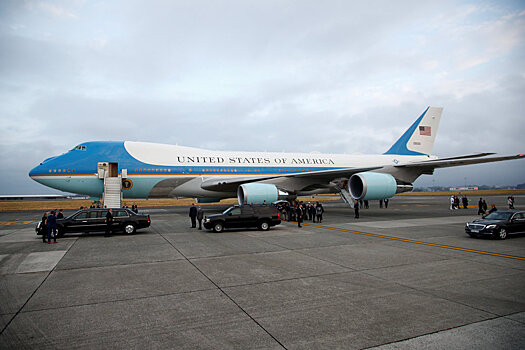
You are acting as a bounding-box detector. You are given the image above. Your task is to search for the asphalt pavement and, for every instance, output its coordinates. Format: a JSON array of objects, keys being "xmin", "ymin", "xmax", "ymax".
[{"xmin": 0, "ymin": 195, "xmax": 524, "ymax": 349}]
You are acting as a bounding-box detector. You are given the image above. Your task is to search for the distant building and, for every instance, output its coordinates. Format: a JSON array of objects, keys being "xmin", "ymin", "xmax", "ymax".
[{"xmin": 449, "ymin": 187, "xmax": 479, "ymax": 191}]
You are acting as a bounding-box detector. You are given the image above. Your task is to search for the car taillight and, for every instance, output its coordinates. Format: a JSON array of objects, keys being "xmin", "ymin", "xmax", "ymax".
[
  {"xmin": 147, "ymin": 215, "xmax": 150, "ymax": 223},
  {"xmin": 278, "ymin": 212, "xmax": 280, "ymax": 220}
]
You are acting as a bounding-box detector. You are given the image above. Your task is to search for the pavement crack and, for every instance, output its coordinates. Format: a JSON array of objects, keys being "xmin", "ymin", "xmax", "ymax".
[{"xmin": 154, "ymin": 225, "xmax": 288, "ymax": 350}]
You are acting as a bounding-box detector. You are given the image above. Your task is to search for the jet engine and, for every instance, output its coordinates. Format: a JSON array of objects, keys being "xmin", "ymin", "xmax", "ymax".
[
  {"xmin": 349, "ymin": 172, "xmax": 412, "ymax": 200},
  {"xmin": 237, "ymin": 183, "xmax": 292, "ymax": 205}
]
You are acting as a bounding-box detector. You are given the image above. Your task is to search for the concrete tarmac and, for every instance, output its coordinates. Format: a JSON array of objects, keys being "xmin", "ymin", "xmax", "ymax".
[{"xmin": 0, "ymin": 195, "xmax": 524, "ymax": 349}]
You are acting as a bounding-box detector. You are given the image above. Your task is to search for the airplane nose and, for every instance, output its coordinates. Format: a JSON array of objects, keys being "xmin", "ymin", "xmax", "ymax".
[
  {"xmin": 29, "ymin": 164, "xmax": 41, "ymax": 177},
  {"xmin": 29, "ymin": 164, "xmax": 47, "ymax": 183}
]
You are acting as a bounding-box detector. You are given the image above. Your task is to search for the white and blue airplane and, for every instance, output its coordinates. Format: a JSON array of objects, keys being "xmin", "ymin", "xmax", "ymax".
[{"xmin": 29, "ymin": 107, "xmax": 523, "ymax": 205}]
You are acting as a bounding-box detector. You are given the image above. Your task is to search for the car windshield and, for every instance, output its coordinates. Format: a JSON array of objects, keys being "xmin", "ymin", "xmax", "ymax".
[{"xmin": 483, "ymin": 212, "xmax": 512, "ymax": 220}]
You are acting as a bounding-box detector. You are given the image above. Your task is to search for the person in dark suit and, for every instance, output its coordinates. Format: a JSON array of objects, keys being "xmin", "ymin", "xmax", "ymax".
[
  {"xmin": 462, "ymin": 196, "xmax": 468, "ymax": 209},
  {"xmin": 309, "ymin": 203, "xmax": 316, "ymax": 222},
  {"xmin": 354, "ymin": 200, "xmax": 360, "ymax": 218},
  {"xmin": 315, "ymin": 202, "xmax": 324, "ymax": 223},
  {"xmin": 57, "ymin": 209, "xmax": 64, "ymax": 219},
  {"xmin": 189, "ymin": 203, "xmax": 198, "ymax": 228},
  {"xmin": 197, "ymin": 206, "xmax": 204, "ymax": 230},
  {"xmin": 47, "ymin": 210, "xmax": 57, "ymax": 243},
  {"xmin": 41, "ymin": 212, "xmax": 48, "ymax": 243},
  {"xmin": 296, "ymin": 205, "xmax": 303, "ymax": 228},
  {"xmin": 478, "ymin": 198, "xmax": 484, "ymax": 215},
  {"xmin": 105, "ymin": 208, "xmax": 113, "ymax": 237}
]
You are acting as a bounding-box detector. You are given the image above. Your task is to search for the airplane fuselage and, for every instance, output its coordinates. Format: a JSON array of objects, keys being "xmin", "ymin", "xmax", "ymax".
[{"xmin": 29, "ymin": 141, "xmax": 433, "ymax": 199}]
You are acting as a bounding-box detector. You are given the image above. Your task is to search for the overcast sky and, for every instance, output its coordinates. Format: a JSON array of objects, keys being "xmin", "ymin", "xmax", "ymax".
[{"xmin": 1, "ymin": 0, "xmax": 524, "ymax": 195}]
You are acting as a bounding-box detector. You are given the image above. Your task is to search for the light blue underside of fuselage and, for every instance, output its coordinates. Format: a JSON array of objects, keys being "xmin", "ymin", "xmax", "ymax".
[{"xmin": 35, "ymin": 177, "xmax": 165, "ymax": 198}]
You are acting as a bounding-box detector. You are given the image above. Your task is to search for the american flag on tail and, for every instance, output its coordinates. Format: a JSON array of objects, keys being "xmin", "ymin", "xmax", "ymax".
[{"xmin": 419, "ymin": 126, "xmax": 431, "ymax": 136}]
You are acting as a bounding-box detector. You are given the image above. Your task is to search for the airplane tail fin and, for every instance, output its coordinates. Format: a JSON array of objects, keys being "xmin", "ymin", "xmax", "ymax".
[{"xmin": 384, "ymin": 106, "xmax": 443, "ymax": 156}]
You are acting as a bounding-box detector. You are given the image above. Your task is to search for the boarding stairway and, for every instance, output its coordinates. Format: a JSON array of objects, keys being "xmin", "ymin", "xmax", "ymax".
[
  {"xmin": 336, "ymin": 186, "xmax": 357, "ymax": 208},
  {"xmin": 103, "ymin": 177, "xmax": 122, "ymax": 209}
]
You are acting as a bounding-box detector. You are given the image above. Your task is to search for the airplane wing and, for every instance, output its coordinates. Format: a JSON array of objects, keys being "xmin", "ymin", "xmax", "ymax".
[
  {"xmin": 200, "ymin": 166, "xmax": 382, "ymax": 192},
  {"xmin": 201, "ymin": 153, "xmax": 524, "ymax": 193},
  {"xmin": 397, "ymin": 153, "xmax": 524, "ymax": 170}
]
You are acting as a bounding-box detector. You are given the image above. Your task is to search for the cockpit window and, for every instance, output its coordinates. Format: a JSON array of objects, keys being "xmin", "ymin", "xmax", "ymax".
[{"xmin": 70, "ymin": 145, "xmax": 87, "ymax": 151}]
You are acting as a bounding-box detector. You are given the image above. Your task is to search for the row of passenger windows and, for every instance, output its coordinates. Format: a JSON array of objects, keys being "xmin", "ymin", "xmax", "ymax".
[
  {"xmin": 132, "ymin": 168, "xmax": 316, "ymax": 174},
  {"xmin": 135, "ymin": 168, "xmax": 172, "ymax": 173},
  {"xmin": 49, "ymin": 169, "xmax": 76, "ymax": 173},
  {"xmin": 49, "ymin": 168, "xmax": 317, "ymax": 175}
]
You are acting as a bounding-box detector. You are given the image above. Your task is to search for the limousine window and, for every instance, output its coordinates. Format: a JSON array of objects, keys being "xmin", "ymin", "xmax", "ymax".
[{"xmin": 74, "ymin": 211, "xmax": 97, "ymax": 219}]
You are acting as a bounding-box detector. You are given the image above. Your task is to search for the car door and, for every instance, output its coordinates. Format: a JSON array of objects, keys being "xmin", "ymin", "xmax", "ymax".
[
  {"xmin": 241, "ymin": 206, "xmax": 257, "ymax": 227},
  {"xmin": 68, "ymin": 211, "xmax": 93, "ymax": 232},
  {"xmin": 91, "ymin": 210, "xmax": 109, "ymax": 232},
  {"xmin": 510, "ymin": 212, "xmax": 525, "ymax": 233},
  {"xmin": 114, "ymin": 210, "xmax": 130, "ymax": 230},
  {"xmin": 224, "ymin": 207, "xmax": 242, "ymax": 228}
]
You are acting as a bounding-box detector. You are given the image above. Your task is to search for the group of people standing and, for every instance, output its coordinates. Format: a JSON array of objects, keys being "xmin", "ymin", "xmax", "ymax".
[
  {"xmin": 40, "ymin": 209, "xmax": 64, "ymax": 243},
  {"xmin": 278, "ymin": 201, "xmax": 324, "ymax": 228},
  {"xmin": 353, "ymin": 199, "xmax": 389, "ymax": 218},
  {"xmin": 450, "ymin": 195, "xmax": 469, "ymax": 210},
  {"xmin": 477, "ymin": 198, "xmax": 488, "ymax": 215},
  {"xmin": 189, "ymin": 203, "xmax": 204, "ymax": 229}
]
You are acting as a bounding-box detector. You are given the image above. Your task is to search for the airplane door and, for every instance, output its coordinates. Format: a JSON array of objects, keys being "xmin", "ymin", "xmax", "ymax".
[
  {"xmin": 108, "ymin": 163, "xmax": 118, "ymax": 177},
  {"xmin": 97, "ymin": 162, "xmax": 119, "ymax": 178}
]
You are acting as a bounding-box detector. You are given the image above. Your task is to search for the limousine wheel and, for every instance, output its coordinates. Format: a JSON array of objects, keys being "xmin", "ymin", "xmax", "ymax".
[{"xmin": 123, "ymin": 223, "xmax": 136, "ymax": 234}]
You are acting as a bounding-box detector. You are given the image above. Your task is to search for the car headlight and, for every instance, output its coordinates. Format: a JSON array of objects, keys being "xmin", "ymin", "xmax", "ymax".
[
  {"xmin": 486, "ymin": 224, "xmax": 497, "ymax": 229},
  {"xmin": 205, "ymin": 218, "xmax": 210, "ymax": 223}
]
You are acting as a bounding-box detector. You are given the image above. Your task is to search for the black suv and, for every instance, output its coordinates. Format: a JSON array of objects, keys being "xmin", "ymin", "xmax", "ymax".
[
  {"xmin": 465, "ymin": 210, "xmax": 525, "ymax": 239},
  {"xmin": 37, "ymin": 208, "xmax": 151, "ymax": 237},
  {"xmin": 203, "ymin": 205, "xmax": 281, "ymax": 232}
]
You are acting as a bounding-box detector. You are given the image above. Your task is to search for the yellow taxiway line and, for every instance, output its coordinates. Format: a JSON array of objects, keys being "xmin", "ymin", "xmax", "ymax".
[
  {"xmin": 0, "ymin": 221, "xmax": 35, "ymax": 225},
  {"xmin": 299, "ymin": 222, "xmax": 525, "ymax": 261}
]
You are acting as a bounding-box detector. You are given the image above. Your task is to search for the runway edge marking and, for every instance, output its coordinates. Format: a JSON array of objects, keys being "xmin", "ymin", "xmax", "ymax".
[{"xmin": 300, "ymin": 222, "xmax": 525, "ymax": 261}]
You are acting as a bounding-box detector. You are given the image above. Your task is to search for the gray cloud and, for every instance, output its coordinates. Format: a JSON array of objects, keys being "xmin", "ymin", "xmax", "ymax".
[{"xmin": 1, "ymin": 0, "xmax": 524, "ymax": 194}]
